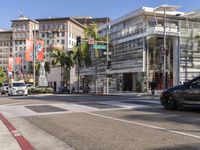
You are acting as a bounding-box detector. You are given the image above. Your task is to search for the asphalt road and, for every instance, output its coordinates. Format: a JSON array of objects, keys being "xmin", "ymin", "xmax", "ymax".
[{"xmin": 0, "ymin": 94, "xmax": 200, "ymax": 150}]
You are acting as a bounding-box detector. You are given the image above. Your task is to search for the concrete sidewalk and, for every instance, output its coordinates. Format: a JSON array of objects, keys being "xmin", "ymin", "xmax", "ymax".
[{"xmin": 0, "ymin": 120, "xmax": 21, "ymax": 150}]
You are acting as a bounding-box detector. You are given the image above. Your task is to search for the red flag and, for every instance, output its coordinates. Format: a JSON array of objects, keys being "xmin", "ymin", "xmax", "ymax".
[
  {"xmin": 25, "ymin": 39, "xmax": 33, "ymax": 61},
  {"xmin": 15, "ymin": 57, "xmax": 22, "ymax": 65},
  {"xmin": 35, "ymin": 40, "xmax": 44, "ymax": 61},
  {"xmin": 8, "ymin": 57, "xmax": 13, "ymax": 72}
]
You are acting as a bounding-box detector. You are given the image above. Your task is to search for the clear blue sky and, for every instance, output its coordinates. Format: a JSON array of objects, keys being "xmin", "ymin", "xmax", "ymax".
[{"xmin": 0, "ymin": 0, "xmax": 200, "ymax": 29}]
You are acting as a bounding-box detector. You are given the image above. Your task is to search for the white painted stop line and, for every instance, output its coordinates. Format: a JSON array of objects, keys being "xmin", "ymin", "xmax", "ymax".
[{"xmin": 86, "ymin": 112, "xmax": 200, "ymax": 140}]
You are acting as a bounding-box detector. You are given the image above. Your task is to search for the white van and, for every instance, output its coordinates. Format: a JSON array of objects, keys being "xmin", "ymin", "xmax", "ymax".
[{"xmin": 8, "ymin": 81, "xmax": 28, "ymax": 96}]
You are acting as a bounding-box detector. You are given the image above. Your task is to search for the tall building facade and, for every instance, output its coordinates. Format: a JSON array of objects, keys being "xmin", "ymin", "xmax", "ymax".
[
  {"xmin": 36, "ymin": 17, "xmax": 85, "ymax": 92},
  {"xmin": 0, "ymin": 30, "xmax": 12, "ymax": 71},
  {"xmin": 0, "ymin": 15, "xmax": 109, "ymax": 91},
  {"xmin": 80, "ymin": 6, "xmax": 200, "ymax": 92},
  {"xmin": 11, "ymin": 15, "xmax": 39, "ymax": 73}
]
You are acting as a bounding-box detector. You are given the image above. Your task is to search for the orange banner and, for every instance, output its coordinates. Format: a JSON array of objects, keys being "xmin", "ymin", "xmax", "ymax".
[
  {"xmin": 35, "ymin": 40, "xmax": 44, "ymax": 62},
  {"xmin": 15, "ymin": 57, "xmax": 22, "ymax": 65},
  {"xmin": 25, "ymin": 39, "xmax": 33, "ymax": 61},
  {"xmin": 8, "ymin": 57, "xmax": 13, "ymax": 72}
]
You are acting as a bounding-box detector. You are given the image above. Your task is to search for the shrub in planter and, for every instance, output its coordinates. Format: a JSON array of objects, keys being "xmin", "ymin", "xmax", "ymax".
[{"xmin": 28, "ymin": 87, "xmax": 53, "ymax": 94}]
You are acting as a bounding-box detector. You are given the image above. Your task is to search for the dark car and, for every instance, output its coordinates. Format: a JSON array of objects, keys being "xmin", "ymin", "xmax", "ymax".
[
  {"xmin": 160, "ymin": 76, "xmax": 200, "ymax": 110},
  {"xmin": 0, "ymin": 83, "xmax": 9, "ymax": 94}
]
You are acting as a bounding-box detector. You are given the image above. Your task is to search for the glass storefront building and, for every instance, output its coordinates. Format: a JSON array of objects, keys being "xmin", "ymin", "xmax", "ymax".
[{"xmin": 80, "ymin": 6, "xmax": 200, "ymax": 92}]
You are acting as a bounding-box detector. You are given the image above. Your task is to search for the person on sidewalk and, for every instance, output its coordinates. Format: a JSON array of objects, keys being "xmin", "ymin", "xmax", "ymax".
[{"xmin": 150, "ymin": 80, "xmax": 156, "ymax": 95}]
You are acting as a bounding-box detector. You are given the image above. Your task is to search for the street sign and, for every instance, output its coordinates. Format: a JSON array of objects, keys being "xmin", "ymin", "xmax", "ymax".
[
  {"xmin": 93, "ymin": 44, "xmax": 107, "ymax": 49},
  {"xmin": 103, "ymin": 51, "xmax": 112, "ymax": 55}
]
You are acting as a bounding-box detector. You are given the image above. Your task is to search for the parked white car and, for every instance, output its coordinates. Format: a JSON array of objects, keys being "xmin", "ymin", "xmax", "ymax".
[{"xmin": 8, "ymin": 82, "xmax": 28, "ymax": 96}]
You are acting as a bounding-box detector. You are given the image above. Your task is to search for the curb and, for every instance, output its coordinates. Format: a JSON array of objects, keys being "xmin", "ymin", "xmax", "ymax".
[{"xmin": 0, "ymin": 113, "xmax": 35, "ymax": 150}]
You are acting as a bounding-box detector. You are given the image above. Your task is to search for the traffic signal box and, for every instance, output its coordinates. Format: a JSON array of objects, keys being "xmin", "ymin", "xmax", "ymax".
[
  {"xmin": 76, "ymin": 36, "xmax": 81, "ymax": 46},
  {"xmin": 107, "ymin": 60, "xmax": 112, "ymax": 69}
]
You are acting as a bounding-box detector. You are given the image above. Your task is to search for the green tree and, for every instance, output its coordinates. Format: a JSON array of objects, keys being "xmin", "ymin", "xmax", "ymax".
[
  {"xmin": 73, "ymin": 23, "xmax": 108, "ymax": 67},
  {"xmin": 51, "ymin": 49, "xmax": 74, "ymax": 88},
  {"xmin": 73, "ymin": 23, "xmax": 108, "ymax": 92},
  {"xmin": 0, "ymin": 68, "xmax": 5, "ymax": 86}
]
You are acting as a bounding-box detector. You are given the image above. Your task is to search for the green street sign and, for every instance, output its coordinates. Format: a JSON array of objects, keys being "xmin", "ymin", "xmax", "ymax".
[{"xmin": 93, "ymin": 44, "xmax": 107, "ymax": 49}]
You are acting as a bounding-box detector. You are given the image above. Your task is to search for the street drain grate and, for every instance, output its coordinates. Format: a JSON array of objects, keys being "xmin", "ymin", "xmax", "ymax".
[{"xmin": 25, "ymin": 105, "xmax": 68, "ymax": 113}]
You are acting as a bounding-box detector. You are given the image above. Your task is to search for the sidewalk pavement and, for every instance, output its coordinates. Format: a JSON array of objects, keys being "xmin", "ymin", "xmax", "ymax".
[
  {"xmin": 0, "ymin": 120, "xmax": 21, "ymax": 150},
  {"xmin": 85, "ymin": 90, "xmax": 162, "ymax": 97},
  {"xmin": 0, "ymin": 112, "xmax": 35, "ymax": 150},
  {"xmin": 57, "ymin": 90, "xmax": 162, "ymax": 97}
]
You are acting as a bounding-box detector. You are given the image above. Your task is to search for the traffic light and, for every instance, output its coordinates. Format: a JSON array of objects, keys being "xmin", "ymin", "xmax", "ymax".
[
  {"xmin": 107, "ymin": 60, "xmax": 112, "ymax": 69},
  {"xmin": 76, "ymin": 36, "xmax": 81, "ymax": 46}
]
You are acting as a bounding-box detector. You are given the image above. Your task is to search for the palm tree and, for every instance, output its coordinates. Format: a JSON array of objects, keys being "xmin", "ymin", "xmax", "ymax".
[
  {"xmin": 73, "ymin": 23, "xmax": 108, "ymax": 92},
  {"xmin": 51, "ymin": 49, "xmax": 74, "ymax": 90}
]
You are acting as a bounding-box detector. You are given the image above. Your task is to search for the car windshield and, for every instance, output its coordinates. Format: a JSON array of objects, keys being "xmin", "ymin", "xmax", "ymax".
[
  {"xmin": 13, "ymin": 83, "xmax": 26, "ymax": 87},
  {"xmin": 3, "ymin": 83, "xmax": 9, "ymax": 86}
]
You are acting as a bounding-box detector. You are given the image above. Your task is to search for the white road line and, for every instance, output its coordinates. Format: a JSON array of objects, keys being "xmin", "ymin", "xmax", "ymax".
[
  {"xmin": 134, "ymin": 100, "xmax": 160, "ymax": 104},
  {"xmin": 98, "ymin": 101, "xmax": 149, "ymax": 109},
  {"xmin": 4, "ymin": 102, "xmax": 27, "ymax": 106},
  {"xmin": 85, "ymin": 112, "xmax": 200, "ymax": 140}
]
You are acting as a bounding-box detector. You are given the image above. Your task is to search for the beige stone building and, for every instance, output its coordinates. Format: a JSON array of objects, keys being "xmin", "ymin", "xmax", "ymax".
[
  {"xmin": 36, "ymin": 17, "xmax": 85, "ymax": 92},
  {"xmin": 0, "ymin": 30, "xmax": 12, "ymax": 71},
  {"xmin": 11, "ymin": 15, "xmax": 39, "ymax": 73}
]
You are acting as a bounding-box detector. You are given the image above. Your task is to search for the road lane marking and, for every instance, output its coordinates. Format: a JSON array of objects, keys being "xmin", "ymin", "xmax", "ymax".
[
  {"xmin": 85, "ymin": 112, "xmax": 200, "ymax": 140},
  {"xmin": 98, "ymin": 101, "xmax": 149, "ymax": 109}
]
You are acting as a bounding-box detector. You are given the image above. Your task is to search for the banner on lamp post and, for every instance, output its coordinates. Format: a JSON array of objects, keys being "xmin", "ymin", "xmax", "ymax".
[
  {"xmin": 8, "ymin": 57, "xmax": 13, "ymax": 72},
  {"xmin": 35, "ymin": 39, "xmax": 44, "ymax": 62},
  {"xmin": 25, "ymin": 39, "xmax": 34, "ymax": 61}
]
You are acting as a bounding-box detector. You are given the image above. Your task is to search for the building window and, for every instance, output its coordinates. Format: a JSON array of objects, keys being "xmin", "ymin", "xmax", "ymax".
[
  {"xmin": 62, "ymin": 32, "xmax": 65, "ymax": 37},
  {"xmin": 41, "ymin": 33, "xmax": 45, "ymax": 38},
  {"xmin": 61, "ymin": 40, "xmax": 65, "ymax": 44}
]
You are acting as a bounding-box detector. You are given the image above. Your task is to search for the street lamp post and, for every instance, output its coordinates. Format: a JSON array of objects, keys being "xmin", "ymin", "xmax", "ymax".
[{"xmin": 154, "ymin": 4, "xmax": 179, "ymax": 90}]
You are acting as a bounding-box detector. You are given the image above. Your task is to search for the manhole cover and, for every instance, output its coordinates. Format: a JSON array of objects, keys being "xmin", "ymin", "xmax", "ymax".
[{"xmin": 25, "ymin": 105, "xmax": 67, "ymax": 113}]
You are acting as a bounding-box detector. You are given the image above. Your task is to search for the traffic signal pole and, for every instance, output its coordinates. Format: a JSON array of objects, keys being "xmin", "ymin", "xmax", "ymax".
[{"xmin": 106, "ymin": 23, "xmax": 110, "ymax": 95}]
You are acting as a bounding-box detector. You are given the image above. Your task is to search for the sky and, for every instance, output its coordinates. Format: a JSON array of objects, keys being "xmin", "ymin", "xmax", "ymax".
[{"xmin": 1, "ymin": 0, "xmax": 200, "ymax": 29}]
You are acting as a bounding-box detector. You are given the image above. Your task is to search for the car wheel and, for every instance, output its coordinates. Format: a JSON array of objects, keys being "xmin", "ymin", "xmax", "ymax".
[{"xmin": 163, "ymin": 93, "xmax": 177, "ymax": 110}]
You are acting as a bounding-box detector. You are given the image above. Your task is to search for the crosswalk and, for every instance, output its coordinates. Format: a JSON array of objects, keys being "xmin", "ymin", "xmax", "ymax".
[{"xmin": 0, "ymin": 100, "xmax": 160, "ymax": 118}]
